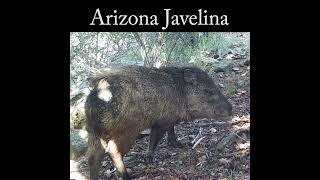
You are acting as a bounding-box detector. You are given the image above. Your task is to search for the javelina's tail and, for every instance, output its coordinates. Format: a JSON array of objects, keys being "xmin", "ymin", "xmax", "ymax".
[{"xmin": 85, "ymin": 90, "xmax": 103, "ymax": 137}]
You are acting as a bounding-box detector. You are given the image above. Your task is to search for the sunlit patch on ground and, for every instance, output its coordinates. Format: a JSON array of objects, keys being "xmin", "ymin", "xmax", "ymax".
[{"xmin": 70, "ymin": 160, "xmax": 88, "ymax": 180}]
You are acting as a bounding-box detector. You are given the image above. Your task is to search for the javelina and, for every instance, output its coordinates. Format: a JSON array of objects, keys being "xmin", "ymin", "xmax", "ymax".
[{"xmin": 85, "ymin": 65, "xmax": 232, "ymax": 180}]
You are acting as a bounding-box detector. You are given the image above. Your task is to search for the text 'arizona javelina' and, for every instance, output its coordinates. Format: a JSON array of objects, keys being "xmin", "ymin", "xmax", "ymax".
[{"xmin": 85, "ymin": 65, "xmax": 232, "ymax": 180}]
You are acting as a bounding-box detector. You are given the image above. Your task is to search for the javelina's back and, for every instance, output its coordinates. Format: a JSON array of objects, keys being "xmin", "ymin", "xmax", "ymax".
[{"xmin": 85, "ymin": 65, "xmax": 188, "ymax": 146}]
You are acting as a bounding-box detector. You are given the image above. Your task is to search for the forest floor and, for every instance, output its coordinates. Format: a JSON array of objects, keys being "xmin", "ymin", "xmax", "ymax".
[{"xmin": 71, "ymin": 33, "xmax": 250, "ymax": 180}]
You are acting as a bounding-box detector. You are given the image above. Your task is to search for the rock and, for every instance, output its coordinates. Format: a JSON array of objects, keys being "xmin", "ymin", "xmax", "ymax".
[
  {"xmin": 140, "ymin": 129, "xmax": 151, "ymax": 135},
  {"xmin": 213, "ymin": 60, "xmax": 232, "ymax": 72},
  {"xmin": 70, "ymin": 129, "xmax": 88, "ymax": 160},
  {"xmin": 70, "ymin": 103, "xmax": 86, "ymax": 129},
  {"xmin": 136, "ymin": 128, "xmax": 151, "ymax": 139},
  {"xmin": 243, "ymin": 58, "xmax": 250, "ymax": 66},
  {"xmin": 210, "ymin": 128, "xmax": 217, "ymax": 133},
  {"xmin": 225, "ymin": 53, "xmax": 234, "ymax": 60},
  {"xmin": 104, "ymin": 169, "xmax": 114, "ymax": 178},
  {"xmin": 232, "ymin": 67, "xmax": 240, "ymax": 71}
]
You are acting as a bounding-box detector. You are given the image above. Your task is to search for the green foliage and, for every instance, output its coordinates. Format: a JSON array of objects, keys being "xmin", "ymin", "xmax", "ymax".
[
  {"xmin": 70, "ymin": 32, "xmax": 250, "ymax": 100},
  {"xmin": 239, "ymin": 71, "xmax": 250, "ymax": 87},
  {"xmin": 226, "ymin": 83, "xmax": 236, "ymax": 97},
  {"xmin": 176, "ymin": 151, "xmax": 188, "ymax": 167}
]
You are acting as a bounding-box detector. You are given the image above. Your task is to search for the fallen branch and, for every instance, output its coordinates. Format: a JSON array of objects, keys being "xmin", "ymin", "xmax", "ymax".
[
  {"xmin": 212, "ymin": 121, "xmax": 228, "ymax": 125},
  {"xmin": 230, "ymin": 130, "xmax": 248, "ymax": 142},
  {"xmin": 191, "ymin": 127, "xmax": 203, "ymax": 144},
  {"xmin": 216, "ymin": 128, "xmax": 249, "ymax": 151},
  {"xmin": 231, "ymin": 119, "xmax": 250, "ymax": 125},
  {"xmin": 192, "ymin": 136, "xmax": 206, "ymax": 149},
  {"xmin": 198, "ymin": 122, "xmax": 215, "ymax": 127}
]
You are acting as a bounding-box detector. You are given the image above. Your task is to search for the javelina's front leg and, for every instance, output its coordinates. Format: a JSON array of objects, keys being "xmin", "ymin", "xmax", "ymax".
[
  {"xmin": 167, "ymin": 125, "xmax": 183, "ymax": 148},
  {"xmin": 146, "ymin": 125, "xmax": 166, "ymax": 163}
]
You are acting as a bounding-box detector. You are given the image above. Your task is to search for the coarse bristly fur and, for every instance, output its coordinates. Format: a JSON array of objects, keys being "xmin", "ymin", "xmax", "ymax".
[{"xmin": 85, "ymin": 65, "xmax": 232, "ymax": 180}]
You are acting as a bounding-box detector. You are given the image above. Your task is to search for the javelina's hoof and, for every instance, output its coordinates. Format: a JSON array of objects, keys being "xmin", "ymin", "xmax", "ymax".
[
  {"xmin": 168, "ymin": 140, "xmax": 183, "ymax": 148},
  {"xmin": 116, "ymin": 172, "xmax": 131, "ymax": 180}
]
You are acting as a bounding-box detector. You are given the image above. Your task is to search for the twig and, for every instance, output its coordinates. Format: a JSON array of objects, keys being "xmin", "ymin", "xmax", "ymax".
[
  {"xmin": 192, "ymin": 136, "xmax": 206, "ymax": 149},
  {"xmin": 224, "ymin": 149, "xmax": 249, "ymax": 158},
  {"xmin": 196, "ymin": 162, "xmax": 203, "ymax": 167},
  {"xmin": 199, "ymin": 122, "xmax": 215, "ymax": 127},
  {"xmin": 212, "ymin": 121, "xmax": 227, "ymax": 125},
  {"xmin": 230, "ymin": 130, "xmax": 247, "ymax": 142},
  {"xmin": 191, "ymin": 127, "xmax": 203, "ymax": 144}
]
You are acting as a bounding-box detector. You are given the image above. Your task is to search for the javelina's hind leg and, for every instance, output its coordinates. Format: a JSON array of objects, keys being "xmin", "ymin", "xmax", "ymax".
[
  {"xmin": 106, "ymin": 140, "xmax": 130, "ymax": 180},
  {"xmin": 88, "ymin": 135, "xmax": 105, "ymax": 180},
  {"xmin": 146, "ymin": 125, "xmax": 166, "ymax": 163},
  {"xmin": 167, "ymin": 125, "xmax": 183, "ymax": 148}
]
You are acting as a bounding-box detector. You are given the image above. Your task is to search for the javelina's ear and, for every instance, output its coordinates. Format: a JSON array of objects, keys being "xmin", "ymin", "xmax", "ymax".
[{"xmin": 184, "ymin": 68, "xmax": 197, "ymax": 84}]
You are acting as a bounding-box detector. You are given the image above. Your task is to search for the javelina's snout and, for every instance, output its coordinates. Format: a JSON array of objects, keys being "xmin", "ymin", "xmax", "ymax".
[{"xmin": 212, "ymin": 95, "xmax": 232, "ymax": 121}]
